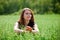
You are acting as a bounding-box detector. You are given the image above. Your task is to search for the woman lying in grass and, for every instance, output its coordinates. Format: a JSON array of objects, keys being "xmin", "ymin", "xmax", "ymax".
[{"xmin": 14, "ymin": 8, "xmax": 39, "ymax": 34}]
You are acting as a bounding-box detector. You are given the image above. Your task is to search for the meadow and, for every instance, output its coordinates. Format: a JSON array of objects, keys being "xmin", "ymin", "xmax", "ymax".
[{"xmin": 0, "ymin": 14, "xmax": 60, "ymax": 40}]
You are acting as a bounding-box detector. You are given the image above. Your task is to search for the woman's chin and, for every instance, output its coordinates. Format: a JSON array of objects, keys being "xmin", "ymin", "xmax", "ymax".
[
  {"xmin": 27, "ymin": 19, "xmax": 30, "ymax": 21},
  {"xmin": 27, "ymin": 18, "xmax": 31, "ymax": 21}
]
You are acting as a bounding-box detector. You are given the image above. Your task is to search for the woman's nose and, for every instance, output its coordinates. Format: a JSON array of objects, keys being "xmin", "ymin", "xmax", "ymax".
[{"xmin": 28, "ymin": 14, "xmax": 31, "ymax": 17}]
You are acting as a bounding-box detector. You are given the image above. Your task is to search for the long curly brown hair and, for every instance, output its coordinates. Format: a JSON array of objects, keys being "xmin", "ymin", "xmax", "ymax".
[{"xmin": 18, "ymin": 8, "xmax": 34, "ymax": 26}]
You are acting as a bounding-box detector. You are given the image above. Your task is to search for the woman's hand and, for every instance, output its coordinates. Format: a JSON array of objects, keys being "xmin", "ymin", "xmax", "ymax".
[{"xmin": 25, "ymin": 26, "xmax": 32, "ymax": 32}]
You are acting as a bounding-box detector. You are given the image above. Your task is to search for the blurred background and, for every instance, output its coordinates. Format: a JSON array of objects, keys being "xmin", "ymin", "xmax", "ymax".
[
  {"xmin": 0, "ymin": 0, "xmax": 60, "ymax": 15},
  {"xmin": 0, "ymin": 0, "xmax": 60, "ymax": 40}
]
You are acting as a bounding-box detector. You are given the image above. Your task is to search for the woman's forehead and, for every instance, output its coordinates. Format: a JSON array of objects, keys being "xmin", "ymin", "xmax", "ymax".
[{"xmin": 24, "ymin": 10, "xmax": 31, "ymax": 13}]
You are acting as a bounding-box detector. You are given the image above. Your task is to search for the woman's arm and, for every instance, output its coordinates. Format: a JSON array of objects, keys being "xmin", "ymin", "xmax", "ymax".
[
  {"xmin": 32, "ymin": 24, "xmax": 39, "ymax": 33},
  {"xmin": 14, "ymin": 22, "xmax": 24, "ymax": 33}
]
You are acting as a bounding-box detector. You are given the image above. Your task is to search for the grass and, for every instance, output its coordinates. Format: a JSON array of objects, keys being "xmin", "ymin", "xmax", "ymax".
[{"xmin": 0, "ymin": 14, "xmax": 60, "ymax": 40}]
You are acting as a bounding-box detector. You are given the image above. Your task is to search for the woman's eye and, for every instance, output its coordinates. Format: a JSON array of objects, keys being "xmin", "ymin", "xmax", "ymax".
[{"xmin": 26, "ymin": 13, "xmax": 28, "ymax": 15}]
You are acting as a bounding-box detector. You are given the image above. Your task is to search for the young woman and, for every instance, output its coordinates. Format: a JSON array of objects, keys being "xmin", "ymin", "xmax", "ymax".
[{"xmin": 14, "ymin": 8, "xmax": 39, "ymax": 33}]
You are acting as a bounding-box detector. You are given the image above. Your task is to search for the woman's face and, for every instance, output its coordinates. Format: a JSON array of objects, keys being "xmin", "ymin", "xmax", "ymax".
[{"xmin": 23, "ymin": 10, "xmax": 32, "ymax": 21}]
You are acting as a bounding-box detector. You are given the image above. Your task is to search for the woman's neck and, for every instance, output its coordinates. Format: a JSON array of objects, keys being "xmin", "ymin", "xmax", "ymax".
[{"xmin": 25, "ymin": 20, "xmax": 29, "ymax": 26}]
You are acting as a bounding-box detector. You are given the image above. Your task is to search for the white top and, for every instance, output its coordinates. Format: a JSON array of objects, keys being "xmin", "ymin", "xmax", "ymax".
[{"xmin": 14, "ymin": 22, "xmax": 39, "ymax": 33}]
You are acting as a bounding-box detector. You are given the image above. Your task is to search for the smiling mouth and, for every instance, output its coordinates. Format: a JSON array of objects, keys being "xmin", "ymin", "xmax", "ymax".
[{"xmin": 27, "ymin": 17, "xmax": 30, "ymax": 18}]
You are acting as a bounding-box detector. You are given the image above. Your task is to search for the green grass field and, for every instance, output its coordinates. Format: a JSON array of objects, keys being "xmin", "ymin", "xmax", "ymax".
[{"xmin": 0, "ymin": 14, "xmax": 60, "ymax": 40}]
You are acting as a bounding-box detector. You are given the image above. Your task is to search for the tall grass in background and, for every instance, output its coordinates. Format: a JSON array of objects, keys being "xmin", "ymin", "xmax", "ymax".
[{"xmin": 0, "ymin": 14, "xmax": 60, "ymax": 40}]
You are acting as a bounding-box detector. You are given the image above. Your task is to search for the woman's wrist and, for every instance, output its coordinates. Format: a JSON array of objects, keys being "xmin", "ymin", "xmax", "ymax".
[
  {"xmin": 19, "ymin": 30, "xmax": 24, "ymax": 32},
  {"xmin": 32, "ymin": 30, "xmax": 37, "ymax": 33}
]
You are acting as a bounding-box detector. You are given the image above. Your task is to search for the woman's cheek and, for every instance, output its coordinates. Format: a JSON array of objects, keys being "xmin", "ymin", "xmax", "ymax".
[
  {"xmin": 24, "ymin": 15, "xmax": 27, "ymax": 20},
  {"xmin": 27, "ymin": 15, "xmax": 31, "ymax": 20}
]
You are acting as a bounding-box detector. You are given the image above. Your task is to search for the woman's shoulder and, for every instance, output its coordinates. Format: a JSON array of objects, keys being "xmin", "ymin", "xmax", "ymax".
[
  {"xmin": 15, "ymin": 21, "xmax": 21, "ymax": 25},
  {"xmin": 34, "ymin": 23, "xmax": 37, "ymax": 26},
  {"xmin": 15, "ymin": 22, "xmax": 18, "ymax": 25},
  {"xmin": 15, "ymin": 21, "xmax": 21, "ymax": 26}
]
